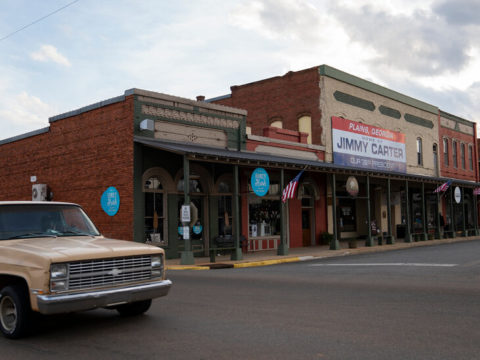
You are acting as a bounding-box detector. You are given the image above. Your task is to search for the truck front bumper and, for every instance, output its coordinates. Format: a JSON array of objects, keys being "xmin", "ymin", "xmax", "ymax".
[{"xmin": 36, "ymin": 279, "xmax": 172, "ymax": 315}]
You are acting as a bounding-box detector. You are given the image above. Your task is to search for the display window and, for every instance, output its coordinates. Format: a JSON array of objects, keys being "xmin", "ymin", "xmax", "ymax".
[
  {"xmin": 144, "ymin": 176, "xmax": 167, "ymax": 246},
  {"xmin": 248, "ymin": 180, "xmax": 281, "ymax": 238}
]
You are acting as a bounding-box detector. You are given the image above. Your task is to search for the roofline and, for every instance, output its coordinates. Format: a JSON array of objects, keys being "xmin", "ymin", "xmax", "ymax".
[
  {"xmin": 439, "ymin": 109, "xmax": 475, "ymax": 127},
  {"xmin": 0, "ymin": 126, "xmax": 50, "ymax": 145},
  {"xmin": 205, "ymin": 94, "xmax": 231, "ymax": 103},
  {"xmin": 318, "ymin": 65, "xmax": 439, "ymax": 115},
  {"xmin": 49, "ymin": 94, "xmax": 126, "ymax": 123},
  {"xmin": 127, "ymin": 88, "xmax": 247, "ymax": 116}
]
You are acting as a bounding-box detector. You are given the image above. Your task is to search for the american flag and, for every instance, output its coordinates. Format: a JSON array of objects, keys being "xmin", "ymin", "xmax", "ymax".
[
  {"xmin": 434, "ymin": 180, "xmax": 452, "ymax": 193},
  {"xmin": 282, "ymin": 170, "xmax": 304, "ymax": 203}
]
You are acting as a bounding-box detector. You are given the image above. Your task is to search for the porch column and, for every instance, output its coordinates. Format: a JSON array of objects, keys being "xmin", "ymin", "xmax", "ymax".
[
  {"xmin": 365, "ymin": 175, "xmax": 374, "ymax": 247},
  {"xmin": 231, "ymin": 165, "xmax": 242, "ymax": 260},
  {"xmin": 278, "ymin": 168, "xmax": 289, "ymax": 255},
  {"xmin": 330, "ymin": 173, "xmax": 340, "ymax": 250},
  {"xmin": 386, "ymin": 178, "xmax": 394, "ymax": 244},
  {"xmin": 474, "ymin": 191, "xmax": 479, "ymax": 235},
  {"xmin": 405, "ymin": 180, "xmax": 412, "ymax": 242},
  {"xmin": 435, "ymin": 192, "xmax": 442, "ymax": 239},
  {"xmin": 421, "ymin": 182, "xmax": 427, "ymax": 241},
  {"xmin": 449, "ymin": 186, "xmax": 456, "ymax": 238},
  {"xmin": 180, "ymin": 155, "xmax": 194, "ymax": 265},
  {"xmin": 462, "ymin": 188, "xmax": 466, "ymax": 236}
]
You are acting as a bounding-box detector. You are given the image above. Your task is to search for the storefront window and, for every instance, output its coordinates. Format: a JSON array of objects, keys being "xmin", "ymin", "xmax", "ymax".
[
  {"xmin": 248, "ymin": 180, "xmax": 280, "ymax": 238},
  {"xmin": 217, "ymin": 181, "xmax": 232, "ymax": 236},
  {"xmin": 338, "ymin": 198, "xmax": 356, "ymax": 232},
  {"xmin": 144, "ymin": 176, "xmax": 166, "ymax": 246}
]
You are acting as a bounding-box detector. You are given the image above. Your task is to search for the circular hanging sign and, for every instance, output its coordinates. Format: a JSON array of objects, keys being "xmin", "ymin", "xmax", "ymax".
[
  {"xmin": 346, "ymin": 176, "xmax": 359, "ymax": 197},
  {"xmin": 193, "ymin": 224, "xmax": 203, "ymax": 235},
  {"xmin": 251, "ymin": 168, "xmax": 270, "ymax": 197},
  {"xmin": 101, "ymin": 186, "xmax": 120, "ymax": 216},
  {"xmin": 454, "ymin": 187, "xmax": 461, "ymax": 204}
]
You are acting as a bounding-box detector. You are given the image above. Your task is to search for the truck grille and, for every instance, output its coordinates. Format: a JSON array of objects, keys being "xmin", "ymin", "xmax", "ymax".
[{"xmin": 68, "ymin": 256, "xmax": 154, "ymax": 290}]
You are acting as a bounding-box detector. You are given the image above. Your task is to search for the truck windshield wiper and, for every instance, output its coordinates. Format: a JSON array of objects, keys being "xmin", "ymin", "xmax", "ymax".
[
  {"xmin": 59, "ymin": 230, "xmax": 94, "ymax": 237},
  {"xmin": 7, "ymin": 233, "xmax": 58, "ymax": 239}
]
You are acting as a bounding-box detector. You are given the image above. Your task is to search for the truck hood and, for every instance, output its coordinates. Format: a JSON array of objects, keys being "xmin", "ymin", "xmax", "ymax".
[{"xmin": 0, "ymin": 236, "xmax": 163, "ymax": 263}]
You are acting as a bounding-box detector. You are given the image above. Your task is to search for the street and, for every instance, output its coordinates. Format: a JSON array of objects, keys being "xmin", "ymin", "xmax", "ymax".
[{"xmin": 2, "ymin": 240, "xmax": 480, "ymax": 360}]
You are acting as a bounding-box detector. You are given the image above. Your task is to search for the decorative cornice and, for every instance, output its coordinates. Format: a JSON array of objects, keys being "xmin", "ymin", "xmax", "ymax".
[{"xmin": 142, "ymin": 105, "xmax": 240, "ymax": 129}]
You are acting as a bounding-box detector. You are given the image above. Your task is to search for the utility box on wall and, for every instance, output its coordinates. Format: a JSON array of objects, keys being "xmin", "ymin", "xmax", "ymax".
[{"xmin": 32, "ymin": 184, "xmax": 47, "ymax": 201}]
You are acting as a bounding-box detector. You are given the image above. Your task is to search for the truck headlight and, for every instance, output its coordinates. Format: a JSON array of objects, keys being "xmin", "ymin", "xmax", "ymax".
[
  {"xmin": 151, "ymin": 255, "xmax": 163, "ymax": 278},
  {"xmin": 50, "ymin": 263, "xmax": 69, "ymax": 292},
  {"xmin": 51, "ymin": 264, "xmax": 68, "ymax": 279}
]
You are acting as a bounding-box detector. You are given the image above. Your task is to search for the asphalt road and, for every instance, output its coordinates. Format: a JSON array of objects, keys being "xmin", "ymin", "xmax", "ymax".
[{"xmin": 2, "ymin": 240, "xmax": 480, "ymax": 360}]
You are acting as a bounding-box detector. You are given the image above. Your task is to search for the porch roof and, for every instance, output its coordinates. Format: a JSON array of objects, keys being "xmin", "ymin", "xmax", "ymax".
[{"xmin": 134, "ymin": 136, "xmax": 478, "ymax": 188}]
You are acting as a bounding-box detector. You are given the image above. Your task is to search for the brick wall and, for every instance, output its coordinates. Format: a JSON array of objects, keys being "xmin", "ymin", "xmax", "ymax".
[
  {"xmin": 439, "ymin": 126, "xmax": 478, "ymax": 181},
  {"xmin": 0, "ymin": 96, "xmax": 135, "ymax": 241},
  {"xmin": 214, "ymin": 67, "xmax": 323, "ymax": 145}
]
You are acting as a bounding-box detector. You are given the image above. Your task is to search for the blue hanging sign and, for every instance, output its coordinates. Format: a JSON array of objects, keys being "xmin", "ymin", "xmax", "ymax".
[
  {"xmin": 193, "ymin": 224, "xmax": 203, "ymax": 235},
  {"xmin": 251, "ymin": 168, "xmax": 270, "ymax": 197},
  {"xmin": 101, "ymin": 186, "xmax": 120, "ymax": 216}
]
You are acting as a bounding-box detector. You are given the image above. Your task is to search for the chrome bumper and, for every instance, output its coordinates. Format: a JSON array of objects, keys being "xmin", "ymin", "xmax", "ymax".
[{"xmin": 36, "ymin": 279, "xmax": 172, "ymax": 315}]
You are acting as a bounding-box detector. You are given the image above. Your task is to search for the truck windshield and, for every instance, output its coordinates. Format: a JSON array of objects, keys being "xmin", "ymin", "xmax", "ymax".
[{"xmin": 0, "ymin": 204, "xmax": 101, "ymax": 240}]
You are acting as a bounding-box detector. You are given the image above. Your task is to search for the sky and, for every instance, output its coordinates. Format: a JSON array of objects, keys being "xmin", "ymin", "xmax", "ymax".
[{"xmin": 1, "ymin": 0, "xmax": 479, "ymax": 141}]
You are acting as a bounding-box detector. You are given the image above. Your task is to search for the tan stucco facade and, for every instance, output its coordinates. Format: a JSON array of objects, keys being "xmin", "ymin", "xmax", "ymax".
[{"xmin": 319, "ymin": 76, "xmax": 440, "ymax": 177}]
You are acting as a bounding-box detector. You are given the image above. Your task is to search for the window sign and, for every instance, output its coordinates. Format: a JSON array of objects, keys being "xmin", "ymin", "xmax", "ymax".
[
  {"xmin": 101, "ymin": 186, "xmax": 120, "ymax": 216},
  {"xmin": 454, "ymin": 187, "xmax": 461, "ymax": 204},
  {"xmin": 181, "ymin": 205, "xmax": 191, "ymax": 223},
  {"xmin": 251, "ymin": 168, "xmax": 270, "ymax": 197},
  {"xmin": 332, "ymin": 116, "xmax": 406, "ymax": 172},
  {"xmin": 183, "ymin": 226, "xmax": 190, "ymax": 240},
  {"xmin": 193, "ymin": 224, "xmax": 203, "ymax": 235}
]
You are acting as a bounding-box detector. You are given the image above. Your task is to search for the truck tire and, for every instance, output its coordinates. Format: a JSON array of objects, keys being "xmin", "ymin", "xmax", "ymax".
[
  {"xmin": 0, "ymin": 284, "xmax": 31, "ymax": 339},
  {"xmin": 116, "ymin": 299, "xmax": 152, "ymax": 316}
]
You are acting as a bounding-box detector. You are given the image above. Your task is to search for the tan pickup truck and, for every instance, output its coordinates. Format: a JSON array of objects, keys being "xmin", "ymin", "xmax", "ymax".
[{"xmin": 0, "ymin": 201, "xmax": 172, "ymax": 339}]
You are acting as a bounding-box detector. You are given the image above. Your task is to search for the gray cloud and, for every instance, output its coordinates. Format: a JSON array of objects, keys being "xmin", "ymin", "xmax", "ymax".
[
  {"xmin": 329, "ymin": 3, "xmax": 474, "ymax": 76},
  {"xmin": 433, "ymin": 0, "xmax": 480, "ymax": 25}
]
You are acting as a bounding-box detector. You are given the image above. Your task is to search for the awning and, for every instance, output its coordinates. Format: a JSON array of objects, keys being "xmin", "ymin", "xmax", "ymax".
[{"xmin": 134, "ymin": 136, "xmax": 478, "ymax": 187}]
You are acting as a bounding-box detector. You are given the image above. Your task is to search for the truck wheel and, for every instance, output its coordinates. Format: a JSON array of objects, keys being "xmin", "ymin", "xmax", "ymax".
[
  {"xmin": 116, "ymin": 299, "xmax": 152, "ymax": 316},
  {"xmin": 0, "ymin": 285, "xmax": 31, "ymax": 339}
]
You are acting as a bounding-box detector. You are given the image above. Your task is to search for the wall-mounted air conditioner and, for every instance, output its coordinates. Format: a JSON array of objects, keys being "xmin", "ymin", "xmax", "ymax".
[{"xmin": 32, "ymin": 184, "xmax": 47, "ymax": 201}]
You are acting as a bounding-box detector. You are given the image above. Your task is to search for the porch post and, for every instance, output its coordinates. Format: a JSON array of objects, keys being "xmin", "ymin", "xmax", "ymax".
[
  {"xmin": 365, "ymin": 175, "xmax": 374, "ymax": 247},
  {"xmin": 421, "ymin": 182, "xmax": 427, "ymax": 241},
  {"xmin": 462, "ymin": 187, "xmax": 466, "ymax": 236},
  {"xmin": 405, "ymin": 180, "xmax": 412, "ymax": 242},
  {"xmin": 474, "ymin": 191, "xmax": 479, "ymax": 235},
  {"xmin": 231, "ymin": 165, "xmax": 243, "ymax": 260},
  {"xmin": 278, "ymin": 168, "xmax": 289, "ymax": 255},
  {"xmin": 386, "ymin": 178, "xmax": 394, "ymax": 244},
  {"xmin": 330, "ymin": 173, "xmax": 340, "ymax": 250},
  {"xmin": 449, "ymin": 185, "xmax": 456, "ymax": 238},
  {"xmin": 180, "ymin": 155, "xmax": 194, "ymax": 265},
  {"xmin": 435, "ymin": 192, "xmax": 442, "ymax": 239}
]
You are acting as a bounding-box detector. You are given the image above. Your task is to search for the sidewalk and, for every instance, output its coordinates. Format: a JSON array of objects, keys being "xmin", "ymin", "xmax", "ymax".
[{"xmin": 166, "ymin": 235, "xmax": 479, "ymax": 270}]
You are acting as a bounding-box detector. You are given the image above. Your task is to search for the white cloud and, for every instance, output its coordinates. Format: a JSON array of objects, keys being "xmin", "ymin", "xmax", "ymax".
[
  {"xmin": 0, "ymin": 92, "xmax": 55, "ymax": 140},
  {"xmin": 30, "ymin": 45, "xmax": 71, "ymax": 67}
]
